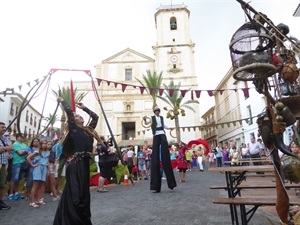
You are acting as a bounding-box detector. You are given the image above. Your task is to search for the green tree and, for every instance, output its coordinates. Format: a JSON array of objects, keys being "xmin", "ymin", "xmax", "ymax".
[
  {"xmin": 43, "ymin": 113, "xmax": 59, "ymax": 138},
  {"xmin": 52, "ymin": 86, "xmax": 88, "ymax": 134},
  {"xmin": 159, "ymin": 80, "xmax": 199, "ymax": 142},
  {"xmin": 52, "ymin": 86, "xmax": 88, "ymax": 108},
  {"xmin": 135, "ymin": 70, "xmax": 163, "ymax": 109}
]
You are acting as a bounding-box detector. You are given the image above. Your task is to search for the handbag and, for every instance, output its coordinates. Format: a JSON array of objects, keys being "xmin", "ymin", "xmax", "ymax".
[
  {"xmin": 20, "ymin": 159, "xmax": 30, "ymax": 172},
  {"xmin": 98, "ymin": 153, "xmax": 119, "ymax": 168}
]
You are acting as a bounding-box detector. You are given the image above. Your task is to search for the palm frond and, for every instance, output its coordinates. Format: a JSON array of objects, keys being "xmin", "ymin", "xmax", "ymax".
[
  {"xmin": 135, "ymin": 70, "xmax": 163, "ymax": 107},
  {"xmin": 51, "ymin": 86, "xmax": 88, "ymax": 112}
]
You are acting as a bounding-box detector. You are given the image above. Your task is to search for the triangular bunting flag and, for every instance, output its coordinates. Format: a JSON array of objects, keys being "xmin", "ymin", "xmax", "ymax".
[
  {"xmin": 207, "ymin": 90, "xmax": 213, "ymax": 97},
  {"xmin": 180, "ymin": 89, "xmax": 188, "ymax": 97},
  {"xmin": 195, "ymin": 90, "xmax": 201, "ymax": 98},
  {"xmin": 159, "ymin": 88, "xmax": 164, "ymax": 96},
  {"xmin": 121, "ymin": 84, "xmax": 127, "ymax": 92},
  {"xmin": 97, "ymin": 79, "xmax": 102, "ymax": 86},
  {"xmin": 168, "ymin": 89, "xmax": 174, "ymax": 97},
  {"xmin": 149, "ymin": 88, "xmax": 154, "ymax": 95},
  {"xmin": 139, "ymin": 87, "xmax": 145, "ymax": 94},
  {"xmin": 242, "ymin": 88, "xmax": 250, "ymax": 98}
]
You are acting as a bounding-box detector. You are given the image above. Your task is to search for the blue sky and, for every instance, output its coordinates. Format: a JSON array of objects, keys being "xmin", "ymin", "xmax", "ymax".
[{"xmin": 0, "ymin": 0, "xmax": 299, "ymax": 113}]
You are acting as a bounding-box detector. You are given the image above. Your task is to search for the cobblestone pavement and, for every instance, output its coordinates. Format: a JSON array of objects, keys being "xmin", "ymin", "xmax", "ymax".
[{"xmin": 1, "ymin": 167, "xmax": 280, "ymax": 225}]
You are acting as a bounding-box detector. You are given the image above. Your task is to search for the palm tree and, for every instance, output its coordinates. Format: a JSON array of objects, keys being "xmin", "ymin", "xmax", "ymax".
[
  {"xmin": 158, "ymin": 80, "xmax": 199, "ymax": 142},
  {"xmin": 52, "ymin": 86, "xmax": 88, "ymax": 135},
  {"xmin": 135, "ymin": 70, "xmax": 163, "ymax": 109},
  {"xmin": 52, "ymin": 86, "xmax": 88, "ymax": 108},
  {"xmin": 43, "ymin": 113, "xmax": 59, "ymax": 139}
]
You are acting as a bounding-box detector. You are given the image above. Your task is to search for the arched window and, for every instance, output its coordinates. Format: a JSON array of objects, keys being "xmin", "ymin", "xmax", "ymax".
[{"xmin": 170, "ymin": 17, "xmax": 177, "ymax": 30}]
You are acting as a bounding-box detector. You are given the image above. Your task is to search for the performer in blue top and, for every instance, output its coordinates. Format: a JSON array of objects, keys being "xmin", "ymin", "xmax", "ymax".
[{"xmin": 149, "ymin": 106, "xmax": 176, "ymax": 193}]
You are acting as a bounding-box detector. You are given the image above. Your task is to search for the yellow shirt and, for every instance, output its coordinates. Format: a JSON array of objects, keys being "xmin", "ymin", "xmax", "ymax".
[{"xmin": 185, "ymin": 150, "xmax": 192, "ymax": 160}]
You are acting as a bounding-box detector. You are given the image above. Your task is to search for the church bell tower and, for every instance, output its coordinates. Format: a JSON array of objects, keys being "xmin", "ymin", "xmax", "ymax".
[{"xmin": 153, "ymin": 3, "xmax": 201, "ymax": 142}]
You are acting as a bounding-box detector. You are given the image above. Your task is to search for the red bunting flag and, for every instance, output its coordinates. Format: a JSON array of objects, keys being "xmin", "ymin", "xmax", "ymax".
[{"xmin": 70, "ymin": 79, "xmax": 76, "ymax": 112}]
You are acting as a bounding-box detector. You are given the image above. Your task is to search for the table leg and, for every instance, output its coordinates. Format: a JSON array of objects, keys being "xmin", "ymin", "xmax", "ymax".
[
  {"xmin": 225, "ymin": 172, "xmax": 239, "ymax": 225},
  {"xmin": 240, "ymin": 205, "xmax": 247, "ymax": 225}
]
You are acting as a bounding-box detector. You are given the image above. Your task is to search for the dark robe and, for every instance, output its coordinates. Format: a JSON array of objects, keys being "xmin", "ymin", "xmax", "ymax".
[{"xmin": 53, "ymin": 101, "xmax": 98, "ymax": 225}]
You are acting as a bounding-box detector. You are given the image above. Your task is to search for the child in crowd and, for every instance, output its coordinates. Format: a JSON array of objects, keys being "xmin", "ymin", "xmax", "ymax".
[
  {"xmin": 230, "ymin": 146, "xmax": 239, "ymax": 166},
  {"xmin": 132, "ymin": 165, "xmax": 138, "ymax": 180},
  {"xmin": 27, "ymin": 140, "xmax": 49, "ymax": 207},
  {"xmin": 207, "ymin": 149, "xmax": 215, "ymax": 168},
  {"xmin": 24, "ymin": 138, "xmax": 40, "ymax": 200},
  {"xmin": 191, "ymin": 151, "xmax": 198, "ymax": 172},
  {"xmin": 47, "ymin": 141, "xmax": 59, "ymax": 201}
]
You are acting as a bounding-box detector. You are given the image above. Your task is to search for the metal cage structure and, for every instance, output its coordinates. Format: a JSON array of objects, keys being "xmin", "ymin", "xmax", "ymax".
[{"xmin": 229, "ymin": 21, "xmax": 276, "ymax": 81}]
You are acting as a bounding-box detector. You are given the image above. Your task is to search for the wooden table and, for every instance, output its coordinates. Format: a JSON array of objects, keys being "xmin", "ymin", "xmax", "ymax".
[{"xmin": 209, "ymin": 165, "xmax": 275, "ymax": 225}]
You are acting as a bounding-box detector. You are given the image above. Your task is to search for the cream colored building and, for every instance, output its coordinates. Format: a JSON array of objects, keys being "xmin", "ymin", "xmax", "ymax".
[
  {"xmin": 212, "ymin": 68, "xmax": 245, "ymax": 147},
  {"xmin": 201, "ymin": 106, "xmax": 217, "ymax": 148},
  {"xmin": 0, "ymin": 92, "xmax": 42, "ymax": 140},
  {"xmin": 68, "ymin": 4, "xmax": 201, "ymax": 145}
]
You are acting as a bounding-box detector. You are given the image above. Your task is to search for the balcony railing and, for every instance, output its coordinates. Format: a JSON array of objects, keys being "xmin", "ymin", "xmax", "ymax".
[{"xmin": 203, "ymin": 130, "xmax": 217, "ymax": 139}]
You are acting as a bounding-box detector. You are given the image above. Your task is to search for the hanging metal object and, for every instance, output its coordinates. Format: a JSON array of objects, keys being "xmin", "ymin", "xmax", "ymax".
[
  {"xmin": 282, "ymin": 155, "xmax": 300, "ymax": 183},
  {"xmin": 229, "ymin": 21, "xmax": 276, "ymax": 81}
]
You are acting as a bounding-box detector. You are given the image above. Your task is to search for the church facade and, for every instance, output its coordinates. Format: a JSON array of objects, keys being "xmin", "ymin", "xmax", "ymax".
[{"xmin": 71, "ymin": 4, "xmax": 201, "ymax": 145}]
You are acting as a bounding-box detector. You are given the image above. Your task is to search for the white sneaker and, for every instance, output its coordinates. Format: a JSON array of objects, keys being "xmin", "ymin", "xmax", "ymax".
[
  {"xmin": 162, "ymin": 177, "xmax": 166, "ymax": 180},
  {"xmin": 53, "ymin": 196, "xmax": 60, "ymax": 201}
]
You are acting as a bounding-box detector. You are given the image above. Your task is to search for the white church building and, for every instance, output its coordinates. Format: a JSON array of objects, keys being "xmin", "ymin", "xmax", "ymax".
[{"xmin": 69, "ymin": 4, "xmax": 202, "ymax": 146}]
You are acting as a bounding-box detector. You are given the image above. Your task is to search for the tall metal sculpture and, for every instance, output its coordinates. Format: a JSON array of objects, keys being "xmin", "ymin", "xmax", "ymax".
[{"xmin": 232, "ymin": 1, "xmax": 300, "ymax": 224}]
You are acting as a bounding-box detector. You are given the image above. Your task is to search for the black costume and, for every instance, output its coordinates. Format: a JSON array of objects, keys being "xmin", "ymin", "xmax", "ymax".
[
  {"xmin": 150, "ymin": 114, "xmax": 177, "ymax": 192},
  {"xmin": 53, "ymin": 101, "xmax": 98, "ymax": 225},
  {"xmin": 96, "ymin": 143, "xmax": 112, "ymax": 180}
]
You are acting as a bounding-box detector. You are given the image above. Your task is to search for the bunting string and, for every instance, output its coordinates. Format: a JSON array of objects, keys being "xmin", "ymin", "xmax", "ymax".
[
  {"xmin": 0, "ymin": 69, "xmax": 255, "ymax": 99},
  {"xmin": 95, "ymin": 78, "xmax": 252, "ymax": 99},
  {"xmin": 106, "ymin": 116, "xmax": 258, "ymax": 139}
]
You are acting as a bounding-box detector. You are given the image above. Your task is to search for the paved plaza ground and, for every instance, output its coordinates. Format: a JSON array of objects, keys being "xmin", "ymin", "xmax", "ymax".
[{"xmin": 1, "ymin": 167, "xmax": 285, "ymax": 225}]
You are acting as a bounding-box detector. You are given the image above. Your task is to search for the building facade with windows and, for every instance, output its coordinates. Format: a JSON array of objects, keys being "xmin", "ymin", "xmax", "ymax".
[
  {"xmin": 211, "ymin": 68, "xmax": 245, "ymax": 147},
  {"xmin": 70, "ymin": 4, "xmax": 201, "ymax": 145},
  {"xmin": 203, "ymin": 67, "xmax": 293, "ymax": 148},
  {"xmin": 201, "ymin": 106, "xmax": 217, "ymax": 148},
  {"xmin": 0, "ymin": 93, "xmax": 42, "ymax": 139}
]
